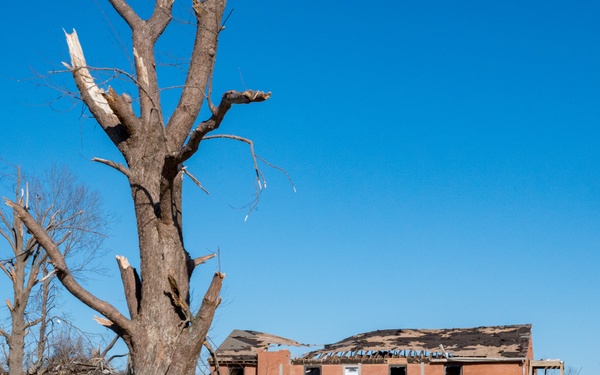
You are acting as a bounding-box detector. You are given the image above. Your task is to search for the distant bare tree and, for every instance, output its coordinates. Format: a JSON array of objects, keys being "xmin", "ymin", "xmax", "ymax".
[
  {"xmin": 5, "ymin": 1, "xmax": 275, "ymax": 374},
  {"xmin": 31, "ymin": 321, "xmax": 123, "ymax": 375},
  {"xmin": 0, "ymin": 166, "xmax": 108, "ymax": 375}
]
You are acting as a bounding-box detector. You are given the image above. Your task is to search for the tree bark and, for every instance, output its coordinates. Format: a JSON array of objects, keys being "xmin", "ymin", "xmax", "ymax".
[{"xmin": 7, "ymin": 258, "xmax": 26, "ymax": 375}]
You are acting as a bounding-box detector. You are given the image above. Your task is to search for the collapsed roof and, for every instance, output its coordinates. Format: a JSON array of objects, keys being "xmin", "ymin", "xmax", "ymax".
[
  {"xmin": 213, "ymin": 324, "xmax": 532, "ymax": 365},
  {"xmin": 214, "ymin": 329, "xmax": 306, "ymax": 365},
  {"xmin": 300, "ymin": 324, "xmax": 532, "ymax": 363}
]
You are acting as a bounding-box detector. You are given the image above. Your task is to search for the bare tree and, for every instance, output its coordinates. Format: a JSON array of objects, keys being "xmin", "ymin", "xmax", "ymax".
[
  {"xmin": 30, "ymin": 320, "xmax": 123, "ymax": 375},
  {"xmin": 5, "ymin": 1, "xmax": 272, "ymax": 374},
  {"xmin": 0, "ymin": 166, "xmax": 107, "ymax": 375}
]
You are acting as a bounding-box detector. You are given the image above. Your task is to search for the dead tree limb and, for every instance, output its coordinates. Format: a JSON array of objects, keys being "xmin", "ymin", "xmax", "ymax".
[
  {"xmin": 116, "ymin": 256, "xmax": 141, "ymax": 320},
  {"xmin": 204, "ymin": 339, "xmax": 222, "ymax": 375},
  {"xmin": 176, "ymin": 90, "xmax": 271, "ymax": 164},
  {"xmin": 181, "ymin": 167, "xmax": 210, "ymax": 195},
  {"xmin": 92, "ymin": 158, "xmax": 130, "ymax": 177}
]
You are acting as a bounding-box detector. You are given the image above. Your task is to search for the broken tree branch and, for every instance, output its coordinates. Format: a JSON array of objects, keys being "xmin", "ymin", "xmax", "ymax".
[
  {"xmin": 94, "ymin": 316, "xmax": 117, "ymax": 331},
  {"xmin": 256, "ymin": 155, "xmax": 297, "ymax": 193},
  {"xmin": 24, "ymin": 317, "xmax": 44, "ymax": 330},
  {"xmin": 49, "ymin": 66, "xmax": 152, "ymax": 104},
  {"xmin": 116, "ymin": 256, "xmax": 141, "ymax": 320},
  {"xmin": 181, "ymin": 167, "xmax": 209, "ymax": 195},
  {"xmin": 193, "ymin": 254, "xmax": 215, "ymax": 267},
  {"xmin": 0, "ymin": 261, "xmax": 14, "ymax": 281},
  {"xmin": 33, "ymin": 268, "xmax": 56, "ymax": 286},
  {"xmin": 102, "ymin": 87, "xmax": 141, "ymax": 132},
  {"xmin": 92, "ymin": 157, "xmax": 130, "ymax": 177},
  {"xmin": 186, "ymin": 253, "xmax": 216, "ymax": 279},
  {"xmin": 63, "ymin": 30, "xmax": 118, "ymax": 129},
  {"xmin": 176, "ymin": 90, "xmax": 271, "ymax": 164},
  {"xmin": 203, "ymin": 339, "xmax": 222, "ymax": 375},
  {"xmin": 0, "ymin": 212, "xmax": 15, "ymax": 248},
  {"xmin": 200, "ymin": 133, "xmax": 295, "ymax": 220},
  {"xmin": 64, "ymin": 30, "xmax": 132, "ymax": 152},
  {"xmin": 192, "ymin": 272, "xmax": 224, "ymax": 327},
  {"xmin": 101, "ymin": 334, "xmax": 120, "ymax": 359},
  {"xmin": 203, "ymin": 134, "xmax": 263, "ymax": 187}
]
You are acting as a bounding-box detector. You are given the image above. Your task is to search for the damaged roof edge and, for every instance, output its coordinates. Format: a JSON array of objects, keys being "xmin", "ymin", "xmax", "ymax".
[{"xmin": 213, "ymin": 329, "xmax": 308, "ymax": 364}]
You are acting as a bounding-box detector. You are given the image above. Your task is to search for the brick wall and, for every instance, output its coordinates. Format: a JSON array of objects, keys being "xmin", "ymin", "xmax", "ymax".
[
  {"xmin": 424, "ymin": 364, "xmax": 445, "ymax": 375},
  {"xmin": 269, "ymin": 351, "xmax": 525, "ymax": 375},
  {"xmin": 361, "ymin": 364, "xmax": 388, "ymax": 375},
  {"xmin": 321, "ymin": 364, "xmax": 339, "ymax": 375},
  {"xmin": 290, "ymin": 363, "xmax": 304, "ymax": 375},
  {"xmin": 461, "ymin": 363, "xmax": 524, "ymax": 375},
  {"xmin": 258, "ymin": 350, "xmax": 291, "ymax": 375}
]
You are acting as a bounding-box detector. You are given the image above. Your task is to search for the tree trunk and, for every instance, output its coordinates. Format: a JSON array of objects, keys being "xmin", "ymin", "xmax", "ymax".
[
  {"xmin": 7, "ymin": 308, "xmax": 25, "ymax": 375},
  {"xmin": 33, "ymin": 266, "xmax": 52, "ymax": 374},
  {"xmin": 6, "ymin": 199, "xmax": 27, "ymax": 375},
  {"xmin": 126, "ymin": 159, "xmax": 195, "ymax": 374}
]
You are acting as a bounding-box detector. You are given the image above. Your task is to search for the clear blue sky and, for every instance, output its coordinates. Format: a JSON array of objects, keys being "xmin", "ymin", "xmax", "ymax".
[{"xmin": 1, "ymin": 0, "xmax": 599, "ymax": 373}]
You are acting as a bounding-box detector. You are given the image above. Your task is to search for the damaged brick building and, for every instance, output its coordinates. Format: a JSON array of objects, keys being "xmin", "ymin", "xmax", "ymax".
[{"xmin": 210, "ymin": 324, "xmax": 563, "ymax": 375}]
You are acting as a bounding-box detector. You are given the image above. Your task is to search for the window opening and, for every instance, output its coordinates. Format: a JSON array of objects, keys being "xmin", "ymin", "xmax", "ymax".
[
  {"xmin": 389, "ymin": 365, "xmax": 407, "ymax": 375},
  {"xmin": 445, "ymin": 365, "xmax": 462, "ymax": 375},
  {"xmin": 344, "ymin": 365, "xmax": 360, "ymax": 375}
]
